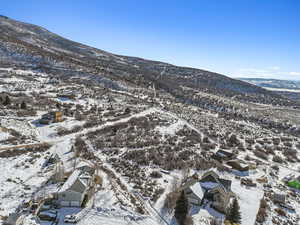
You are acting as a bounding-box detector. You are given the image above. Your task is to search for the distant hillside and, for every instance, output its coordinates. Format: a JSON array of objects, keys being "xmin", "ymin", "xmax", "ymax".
[
  {"xmin": 239, "ymin": 78, "xmax": 300, "ymax": 90},
  {"xmin": 0, "ymin": 16, "xmax": 298, "ymax": 107}
]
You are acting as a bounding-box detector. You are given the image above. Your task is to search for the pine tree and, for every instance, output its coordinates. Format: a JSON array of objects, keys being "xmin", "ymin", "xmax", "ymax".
[
  {"xmin": 3, "ymin": 96, "xmax": 11, "ymax": 106},
  {"xmin": 226, "ymin": 198, "xmax": 242, "ymax": 224},
  {"xmin": 174, "ymin": 191, "xmax": 188, "ymax": 225},
  {"xmin": 21, "ymin": 101, "xmax": 27, "ymax": 109}
]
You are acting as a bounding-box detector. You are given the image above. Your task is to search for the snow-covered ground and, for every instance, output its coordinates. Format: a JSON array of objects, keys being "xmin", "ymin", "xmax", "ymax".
[
  {"xmin": 231, "ymin": 179, "xmax": 264, "ymax": 225},
  {"xmin": 78, "ymin": 207, "xmax": 161, "ymax": 225},
  {"xmin": 0, "ymin": 130, "xmax": 10, "ymax": 141},
  {"xmin": 1, "ymin": 68, "xmax": 300, "ymax": 225},
  {"xmin": 0, "ymin": 151, "xmax": 52, "ymax": 216},
  {"xmin": 1, "ymin": 119, "xmax": 38, "ymax": 138}
]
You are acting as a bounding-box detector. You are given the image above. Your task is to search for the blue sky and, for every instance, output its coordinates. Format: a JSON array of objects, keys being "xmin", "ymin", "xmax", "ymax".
[{"xmin": 1, "ymin": 0, "xmax": 300, "ymax": 80}]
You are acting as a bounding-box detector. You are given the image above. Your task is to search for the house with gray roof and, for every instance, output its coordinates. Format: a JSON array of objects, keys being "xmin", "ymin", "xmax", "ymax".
[
  {"xmin": 56, "ymin": 165, "xmax": 94, "ymax": 207},
  {"xmin": 182, "ymin": 170, "xmax": 235, "ymax": 213}
]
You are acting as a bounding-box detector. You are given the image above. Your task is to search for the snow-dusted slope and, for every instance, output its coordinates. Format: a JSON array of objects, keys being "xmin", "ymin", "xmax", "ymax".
[{"xmin": 0, "ymin": 15, "xmax": 295, "ymax": 108}]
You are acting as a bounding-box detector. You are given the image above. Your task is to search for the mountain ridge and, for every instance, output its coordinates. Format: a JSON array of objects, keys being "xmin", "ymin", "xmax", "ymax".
[{"xmin": 0, "ymin": 15, "xmax": 298, "ymax": 107}]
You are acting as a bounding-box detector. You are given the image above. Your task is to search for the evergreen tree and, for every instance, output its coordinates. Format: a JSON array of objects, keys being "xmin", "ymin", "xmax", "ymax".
[
  {"xmin": 3, "ymin": 96, "xmax": 11, "ymax": 106},
  {"xmin": 21, "ymin": 101, "xmax": 27, "ymax": 109},
  {"xmin": 226, "ymin": 198, "xmax": 242, "ymax": 224},
  {"xmin": 174, "ymin": 191, "xmax": 188, "ymax": 225}
]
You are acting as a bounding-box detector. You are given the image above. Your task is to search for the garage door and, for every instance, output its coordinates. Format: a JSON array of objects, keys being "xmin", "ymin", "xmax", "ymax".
[
  {"xmin": 60, "ymin": 201, "xmax": 70, "ymax": 207},
  {"xmin": 70, "ymin": 201, "xmax": 80, "ymax": 207}
]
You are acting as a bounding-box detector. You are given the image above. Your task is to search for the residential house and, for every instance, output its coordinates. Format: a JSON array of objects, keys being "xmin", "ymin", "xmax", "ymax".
[
  {"xmin": 55, "ymin": 166, "xmax": 94, "ymax": 207},
  {"xmin": 182, "ymin": 170, "xmax": 235, "ymax": 213},
  {"xmin": 40, "ymin": 111, "xmax": 63, "ymax": 124},
  {"xmin": 184, "ymin": 179, "xmax": 204, "ymax": 206}
]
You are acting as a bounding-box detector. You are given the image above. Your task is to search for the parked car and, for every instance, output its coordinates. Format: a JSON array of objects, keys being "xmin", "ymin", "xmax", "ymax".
[{"xmin": 64, "ymin": 214, "xmax": 77, "ymax": 223}]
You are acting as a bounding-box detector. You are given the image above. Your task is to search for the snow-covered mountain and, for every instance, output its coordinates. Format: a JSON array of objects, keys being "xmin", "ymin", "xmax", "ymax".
[
  {"xmin": 240, "ymin": 78, "xmax": 300, "ymax": 90},
  {"xmin": 239, "ymin": 78, "xmax": 300, "ymax": 102},
  {"xmin": 0, "ymin": 15, "xmax": 297, "ymax": 107}
]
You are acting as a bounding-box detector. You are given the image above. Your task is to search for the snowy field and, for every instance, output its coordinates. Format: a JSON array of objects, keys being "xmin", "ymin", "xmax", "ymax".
[
  {"xmin": 0, "ymin": 152, "xmax": 51, "ymax": 216},
  {"xmin": 231, "ymin": 179, "xmax": 263, "ymax": 225}
]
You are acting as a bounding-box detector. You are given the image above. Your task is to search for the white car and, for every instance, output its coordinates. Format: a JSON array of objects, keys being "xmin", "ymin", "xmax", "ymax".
[{"xmin": 64, "ymin": 214, "xmax": 77, "ymax": 223}]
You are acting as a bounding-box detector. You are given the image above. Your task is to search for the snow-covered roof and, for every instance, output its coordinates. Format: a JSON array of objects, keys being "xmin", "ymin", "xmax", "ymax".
[
  {"xmin": 189, "ymin": 182, "xmax": 204, "ymax": 199},
  {"xmin": 200, "ymin": 181, "xmax": 220, "ymax": 190},
  {"xmin": 76, "ymin": 160, "xmax": 94, "ymax": 170},
  {"xmin": 200, "ymin": 169, "xmax": 232, "ymax": 192},
  {"xmin": 59, "ymin": 169, "xmax": 83, "ymax": 193},
  {"xmin": 79, "ymin": 172, "xmax": 92, "ymax": 186}
]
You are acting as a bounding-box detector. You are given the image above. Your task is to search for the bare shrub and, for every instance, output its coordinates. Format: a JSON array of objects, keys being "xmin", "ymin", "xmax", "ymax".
[
  {"xmin": 164, "ymin": 191, "xmax": 180, "ymax": 210},
  {"xmin": 274, "ymin": 208, "xmax": 286, "ymax": 217},
  {"xmin": 74, "ymin": 137, "xmax": 94, "ymax": 159},
  {"xmin": 56, "ymin": 127, "xmax": 69, "ymax": 136},
  {"xmin": 227, "ymin": 133, "xmax": 239, "ymax": 147},
  {"xmin": 256, "ymin": 198, "xmax": 268, "ymax": 223},
  {"xmin": 244, "ymin": 155, "xmax": 252, "ymax": 161},
  {"xmin": 253, "ymin": 149, "xmax": 268, "ymax": 160},
  {"xmin": 16, "ymin": 110, "xmax": 37, "ymax": 117},
  {"xmin": 150, "ymin": 171, "xmax": 162, "ymax": 178},
  {"xmin": 0, "ymin": 143, "xmax": 51, "ymax": 158},
  {"xmin": 265, "ymin": 145, "xmax": 275, "ymax": 155},
  {"xmin": 272, "ymin": 155, "xmax": 283, "ymax": 164}
]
